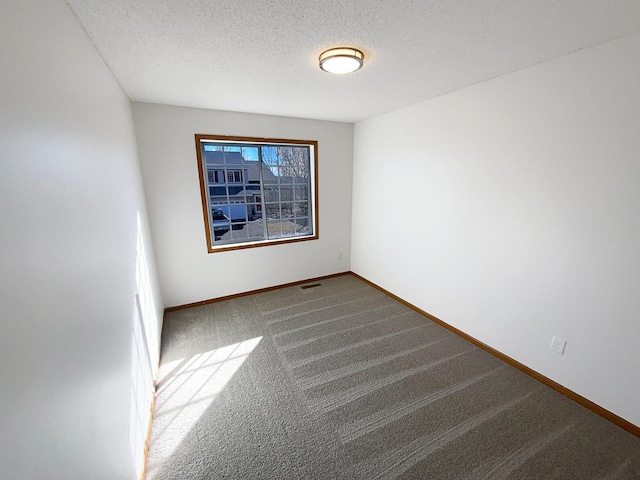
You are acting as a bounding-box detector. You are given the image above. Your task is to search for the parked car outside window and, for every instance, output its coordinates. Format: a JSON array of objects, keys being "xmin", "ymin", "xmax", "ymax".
[{"xmin": 211, "ymin": 208, "xmax": 231, "ymax": 239}]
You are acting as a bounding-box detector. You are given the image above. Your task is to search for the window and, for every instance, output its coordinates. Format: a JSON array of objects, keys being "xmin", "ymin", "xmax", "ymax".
[
  {"xmin": 226, "ymin": 170, "xmax": 243, "ymax": 183},
  {"xmin": 195, "ymin": 135, "xmax": 318, "ymax": 252}
]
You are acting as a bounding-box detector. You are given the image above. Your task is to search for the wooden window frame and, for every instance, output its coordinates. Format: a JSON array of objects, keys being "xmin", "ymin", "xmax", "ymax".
[{"xmin": 195, "ymin": 134, "xmax": 319, "ymax": 253}]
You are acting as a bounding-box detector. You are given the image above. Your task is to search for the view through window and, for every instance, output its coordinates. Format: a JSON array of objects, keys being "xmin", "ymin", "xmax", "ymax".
[{"xmin": 195, "ymin": 135, "xmax": 318, "ymax": 252}]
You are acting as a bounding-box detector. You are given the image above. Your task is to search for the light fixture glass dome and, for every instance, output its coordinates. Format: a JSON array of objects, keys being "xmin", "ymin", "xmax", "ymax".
[{"xmin": 319, "ymin": 47, "xmax": 364, "ymax": 74}]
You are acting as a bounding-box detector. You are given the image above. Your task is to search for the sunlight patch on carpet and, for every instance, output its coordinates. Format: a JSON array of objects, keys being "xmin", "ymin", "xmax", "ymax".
[{"xmin": 147, "ymin": 337, "xmax": 263, "ymax": 476}]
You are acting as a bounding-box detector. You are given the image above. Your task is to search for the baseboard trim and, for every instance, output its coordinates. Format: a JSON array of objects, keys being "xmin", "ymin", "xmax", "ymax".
[
  {"xmin": 350, "ymin": 271, "xmax": 640, "ymax": 438},
  {"xmin": 164, "ymin": 271, "xmax": 351, "ymax": 313},
  {"xmin": 139, "ymin": 389, "xmax": 156, "ymax": 480}
]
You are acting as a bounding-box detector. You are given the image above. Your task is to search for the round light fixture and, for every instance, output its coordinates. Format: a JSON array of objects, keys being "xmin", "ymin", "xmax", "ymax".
[{"xmin": 319, "ymin": 47, "xmax": 364, "ymax": 74}]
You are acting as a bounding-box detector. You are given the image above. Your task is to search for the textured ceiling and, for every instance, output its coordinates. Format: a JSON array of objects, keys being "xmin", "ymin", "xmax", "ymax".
[{"xmin": 66, "ymin": 0, "xmax": 640, "ymax": 123}]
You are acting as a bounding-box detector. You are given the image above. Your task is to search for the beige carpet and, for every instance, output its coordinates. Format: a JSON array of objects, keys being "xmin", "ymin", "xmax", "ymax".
[{"xmin": 146, "ymin": 274, "xmax": 640, "ymax": 479}]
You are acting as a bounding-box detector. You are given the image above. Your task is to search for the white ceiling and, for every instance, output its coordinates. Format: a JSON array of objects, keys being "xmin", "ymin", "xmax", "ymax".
[{"xmin": 66, "ymin": 0, "xmax": 640, "ymax": 123}]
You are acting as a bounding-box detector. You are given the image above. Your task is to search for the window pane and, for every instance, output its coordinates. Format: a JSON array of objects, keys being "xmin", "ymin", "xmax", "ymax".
[
  {"xmin": 232, "ymin": 210, "xmax": 248, "ymax": 222},
  {"xmin": 197, "ymin": 135, "xmax": 317, "ymax": 251},
  {"xmin": 278, "ymin": 174, "xmax": 293, "ymax": 184},
  {"xmin": 266, "ymin": 220, "xmax": 283, "ymax": 239},
  {"xmin": 261, "ymin": 161, "xmax": 278, "ymax": 186},
  {"xmin": 216, "ymin": 230, "xmax": 232, "ymax": 242},
  {"xmin": 294, "ymin": 202, "xmax": 308, "ymax": 217},
  {"xmin": 209, "ymin": 186, "xmax": 227, "ymax": 196},
  {"xmin": 280, "ymin": 202, "xmax": 294, "ymax": 218},
  {"xmin": 263, "ymin": 186, "xmax": 279, "ymax": 203},
  {"xmin": 294, "ymin": 218, "xmax": 310, "ymax": 235},
  {"xmin": 230, "ymin": 223, "xmax": 249, "ymax": 241},
  {"xmin": 267, "ymin": 218, "xmax": 304, "ymax": 240},
  {"xmin": 294, "ymin": 184, "xmax": 308, "ymax": 201},
  {"xmin": 265, "ymin": 202, "xmax": 281, "ymax": 220},
  {"xmin": 279, "ymin": 186, "xmax": 293, "ymax": 202},
  {"xmin": 247, "ymin": 203, "xmax": 261, "ymax": 220},
  {"xmin": 205, "ymin": 153, "xmax": 224, "ymax": 167},
  {"xmin": 231, "ymin": 221, "xmax": 246, "ymax": 229},
  {"xmin": 246, "ymin": 219, "xmax": 264, "ymax": 239},
  {"xmin": 242, "ymin": 147, "xmax": 259, "ymax": 161}
]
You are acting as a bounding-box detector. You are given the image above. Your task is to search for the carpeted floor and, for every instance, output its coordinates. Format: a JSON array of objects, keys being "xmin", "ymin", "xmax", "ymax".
[{"xmin": 145, "ymin": 274, "xmax": 640, "ymax": 479}]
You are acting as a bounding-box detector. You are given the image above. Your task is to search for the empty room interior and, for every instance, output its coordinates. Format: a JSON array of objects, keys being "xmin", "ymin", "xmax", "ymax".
[{"xmin": 2, "ymin": 0, "xmax": 640, "ymax": 479}]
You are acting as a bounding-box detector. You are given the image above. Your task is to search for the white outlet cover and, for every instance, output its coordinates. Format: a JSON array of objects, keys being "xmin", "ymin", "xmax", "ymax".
[{"xmin": 550, "ymin": 336, "xmax": 566, "ymax": 355}]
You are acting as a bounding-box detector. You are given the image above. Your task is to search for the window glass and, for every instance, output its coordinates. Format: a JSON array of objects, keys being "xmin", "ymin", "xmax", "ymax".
[{"xmin": 196, "ymin": 135, "xmax": 318, "ymax": 252}]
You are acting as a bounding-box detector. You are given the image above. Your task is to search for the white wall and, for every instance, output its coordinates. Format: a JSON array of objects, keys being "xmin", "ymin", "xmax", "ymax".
[
  {"xmin": 352, "ymin": 32, "xmax": 640, "ymax": 427},
  {"xmin": 132, "ymin": 103, "xmax": 353, "ymax": 307},
  {"xmin": 0, "ymin": 1, "xmax": 163, "ymax": 478}
]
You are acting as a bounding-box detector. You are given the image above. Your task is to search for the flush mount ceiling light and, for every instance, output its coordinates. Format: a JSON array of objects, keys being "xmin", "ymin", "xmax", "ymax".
[{"xmin": 319, "ymin": 47, "xmax": 365, "ymax": 74}]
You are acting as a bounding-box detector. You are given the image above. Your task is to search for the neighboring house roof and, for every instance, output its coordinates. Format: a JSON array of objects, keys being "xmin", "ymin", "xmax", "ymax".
[
  {"xmin": 233, "ymin": 189, "xmax": 262, "ymax": 197},
  {"xmin": 204, "ymin": 150, "xmax": 277, "ymax": 183},
  {"xmin": 205, "ymin": 150, "xmax": 243, "ymax": 165}
]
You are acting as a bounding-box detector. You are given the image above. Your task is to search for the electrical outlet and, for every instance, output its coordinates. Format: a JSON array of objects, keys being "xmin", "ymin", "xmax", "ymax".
[
  {"xmin": 338, "ymin": 251, "xmax": 343, "ymax": 260},
  {"xmin": 550, "ymin": 336, "xmax": 566, "ymax": 355}
]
